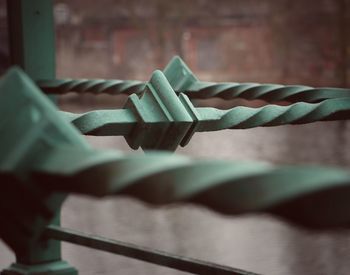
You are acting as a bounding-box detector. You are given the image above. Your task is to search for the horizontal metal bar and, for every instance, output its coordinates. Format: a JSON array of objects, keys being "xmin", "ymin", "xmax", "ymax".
[
  {"xmin": 185, "ymin": 82, "xmax": 350, "ymax": 103},
  {"xmin": 61, "ymin": 109, "xmax": 136, "ymax": 136},
  {"xmin": 37, "ymin": 57, "xmax": 350, "ymax": 104},
  {"xmin": 195, "ymin": 97, "xmax": 350, "ymax": 131},
  {"xmin": 57, "ymin": 70, "xmax": 350, "ymax": 151},
  {"xmin": 61, "ymin": 97, "xmax": 350, "ymax": 137},
  {"xmin": 45, "ymin": 225, "xmax": 259, "ymax": 275},
  {"xmin": 38, "ymin": 79, "xmax": 145, "ymax": 96},
  {"xmin": 35, "ymin": 149, "xmax": 350, "ymax": 229},
  {"xmin": 38, "ymin": 78, "xmax": 350, "ymax": 103},
  {"xmin": 5, "ymin": 67, "xmax": 350, "ymax": 236}
]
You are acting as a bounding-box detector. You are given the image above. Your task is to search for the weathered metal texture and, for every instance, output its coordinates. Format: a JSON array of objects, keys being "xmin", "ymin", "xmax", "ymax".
[
  {"xmin": 4, "ymin": 2, "xmax": 350, "ymax": 274},
  {"xmin": 61, "ymin": 70, "xmax": 199, "ymax": 150},
  {"xmin": 39, "ymin": 78, "xmax": 146, "ymax": 96},
  {"xmin": 3, "ymin": 67, "xmax": 350, "ymax": 274},
  {"xmin": 195, "ymin": 97, "xmax": 350, "ymax": 130},
  {"xmin": 2, "ymin": 68, "xmax": 350, "ymax": 230},
  {"xmin": 0, "ymin": 67, "xmax": 261, "ymax": 275},
  {"xmin": 63, "ymin": 70, "xmax": 350, "ymax": 151},
  {"xmin": 38, "ymin": 57, "xmax": 350, "ymax": 103},
  {"xmin": 164, "ymin": 57, "xmax": 350, "ymax": 103},
  {"xmin": 124, "ymin": 70, "xmax": 199, "ymax": 150}
]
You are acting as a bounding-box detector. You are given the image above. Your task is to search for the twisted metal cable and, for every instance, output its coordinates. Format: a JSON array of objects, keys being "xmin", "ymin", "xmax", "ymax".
[
  {"xmin": 38, "ymin": 79, "xmax": 350, "ymax": 103},
  {"xmin": 8, "ymin": 66, "xmax": 350, "ymax": 268},
  {"xmin": 37, "ymin": 79, "xmax": 350, "ymax": 103},
  {"xmin": 197, "ymin": 97, "xmax": 350, "ymax": 131},
  {"xmin": 35, "ymin": 150, "xmax": 350, "ymax": 229},
  {"xmin": 5, "ymin": 67, "xmax": 350, "ymax": 230},
  {"xmin": 38, "ymin": 79, "xmax": 146, "ymax": 95},
  {"xmin": 170, "ymin": 56, "xmax": 350, "ymax": 102},
  {"xmin": 186, "ymin": 82, "xmax": 350, "ymax": 103},
  {"xmin": 61, "ymin": 98, "xmax": 350, "ymax": 137}
]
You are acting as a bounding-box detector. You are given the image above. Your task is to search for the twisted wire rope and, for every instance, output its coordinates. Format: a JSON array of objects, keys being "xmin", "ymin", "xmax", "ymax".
[
  {"xmin": 38, "ymin": 79, "xmax": 146, "ymax": 96},
  {"xmin": 61, "ymin": 98, "xmax": 350, "ymax": 135},
  {"xmin": 187, "ymin": 82, "xmax": 350, "ymax": 103},
  {"xmin": 37, "ymin": 151, "xmax": 350, "ymax": 228},
  {"xmin": 39, "ymin": 79, "xmax": 350, "ymax": 103},
  {"xmin": 197, "ymin": 97, "xmax": 350, "ymax": 131}
]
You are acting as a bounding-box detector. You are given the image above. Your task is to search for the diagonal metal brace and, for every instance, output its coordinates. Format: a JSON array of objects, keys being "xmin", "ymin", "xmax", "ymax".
[{"xmin": 45, "ymin": 225, "xmax": 260, "ymax": 275}]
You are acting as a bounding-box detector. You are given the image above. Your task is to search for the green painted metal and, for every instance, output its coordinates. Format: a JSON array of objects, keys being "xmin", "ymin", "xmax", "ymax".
[
  {"xmin": 164, "ymin": 57, "xmax": 350, "ymax": 103},
  {"xmin": 3, "ymin": 65, "xmax": 350, "ymax": 273},
  {"xmin": 39, "ymin": 78, "xmax": 146, "ymax": 96},
  {"xmin": 1, "ymin": 261, "xmax": 77, "ymax": 275},
  {"xmin": 4, "ymin": 1, "xmax": 75, "ymax": 274},
  {"xmin": 38, "ymin": 56, "xmax": 350, "ymax": 103},
  {"xmin": 124, "ymin": 70, "xmax": 199, "ymax": 150},
  {"xmin": 0, "ymin": 68, "xmax": 79, "ymax": 274},
  {"xmin": 4, "ymin": 1, "xmax": 350, "ymax": 274},
  {"xmin": 7, "ymin": 0, "xmax": 55, "ymax": 80},
  {"xmin": 63, "ymin": 70, "xmax": 350, "ymax": 151},
  {"xmin": 2, "ymin": 68, "xmax": 350, "ymax": 231},
  {"xmin": 0, "ymin": 67, "xmax": 261, "ymax": 274}
]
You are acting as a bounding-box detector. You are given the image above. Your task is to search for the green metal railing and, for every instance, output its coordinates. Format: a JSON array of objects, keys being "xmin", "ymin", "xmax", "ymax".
[
  {"xmin": 39, "ymin": 56, "xmax": 350, "ymax": 103},
  {"xmin": 62, "ymin": 70, "xmax": 350, "ymax": 151},
  {"xmin": 1, "ymin": 1, "xmax": 350, "ymax": 275}
]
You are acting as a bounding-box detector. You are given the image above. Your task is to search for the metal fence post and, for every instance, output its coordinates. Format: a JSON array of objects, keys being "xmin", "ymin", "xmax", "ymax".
[{"xmin": 3, "ymin": 0, "xmax": 77, "ymax": 274}]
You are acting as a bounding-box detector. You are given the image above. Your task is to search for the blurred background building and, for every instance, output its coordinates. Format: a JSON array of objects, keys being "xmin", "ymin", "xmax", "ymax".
[
  {"xmin": 1, "ymin": 0, "xmax": 350, "ymax": 274},
  {"xmin": 53, "ymin": 0, "xmax": 348, "ymax": 85}
]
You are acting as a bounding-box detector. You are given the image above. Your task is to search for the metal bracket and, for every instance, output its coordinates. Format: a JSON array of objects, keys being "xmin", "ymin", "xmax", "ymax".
[{"xmin": 125, "ymin": 70, "xmax": 200, "ymax": 150}]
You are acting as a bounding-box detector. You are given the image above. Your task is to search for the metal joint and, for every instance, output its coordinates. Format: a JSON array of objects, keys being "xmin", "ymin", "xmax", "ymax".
[{"xmin": 125, "ymin": 70, "xmax": 199, "ymax": 151}]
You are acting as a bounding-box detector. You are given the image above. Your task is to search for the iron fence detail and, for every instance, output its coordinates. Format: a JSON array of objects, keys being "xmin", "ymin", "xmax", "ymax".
[
  {"xmin": 3, "ymin": 57, "xmax": 350, "ymax": 275},
  {"xmin": 62, "ymin": 70, "xmax": 350, "ymax": 151},
  {"xmin": 2, "ymin": 68, "xmax": 350, "ymax": 235},
  {"xmin": 5, "ymin": 66, "xmax": 350, "ymax": 275},
  {"xmin": 3, "ymin": 1, "xmax": 350, "ymax": 274},
  {"xmin": 38, "ymin": 57, "xmax": 350, "ymax": 103},
  {"xmin": 38, "ymin": 78, "xmax": 146, "ymax": 96}
]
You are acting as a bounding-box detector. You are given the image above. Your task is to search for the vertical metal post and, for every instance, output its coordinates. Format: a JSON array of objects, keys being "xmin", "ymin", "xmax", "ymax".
[
  {"xmin": 3, "ymin": 1, "xmax": 76, "ymax": 274},
  {"xmin": 7, "ymin": 0, "xmax": 55, "ymax": 80}
]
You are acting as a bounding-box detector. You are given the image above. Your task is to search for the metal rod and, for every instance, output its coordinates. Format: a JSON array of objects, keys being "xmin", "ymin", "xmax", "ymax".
[
  {"xmin": 61, "ymin": 97, "xmax": 350, "ymax": 137},
  {"xmin": 196, "ymin": 97, "xmax": 350, "ymax": 131},
  {"xmin": 38, "ymin": 78, "xmax": 350, "ymax": 103},
  {"xmin": 61, "ymin": 109, "xmax": 136, "ymax": 136},
  {"xmin": 36, "ymin": 56, "xmax": 350, "ymax": 103},
  {"xmin": 185, "ymin": 82, "xmax": 350, "ymax": 103},
  {"xmin": 7, "ymin": 0, "xmax": 56, "ymax": 81},
  {"xmin": 45, "ymin": 225, "xmax": 260, "ymax": 275},
  {"xmin": 5, "ymin": 0, "xmax": 64, "ymax": 268},
  {"xmin": 38, "ymin": 79, "xmax": 146, "ymax": 96}
]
